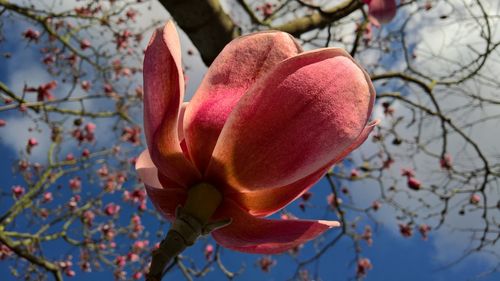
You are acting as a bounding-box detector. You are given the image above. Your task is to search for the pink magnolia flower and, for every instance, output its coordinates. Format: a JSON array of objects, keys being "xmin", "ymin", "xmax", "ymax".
[
  {"xmin": 136, "ymin": 21, "xmax": 376, "ymax": 254},
  {"xmin": 364, "ymin": 0, "xmax": 397, "ymax": 24}
]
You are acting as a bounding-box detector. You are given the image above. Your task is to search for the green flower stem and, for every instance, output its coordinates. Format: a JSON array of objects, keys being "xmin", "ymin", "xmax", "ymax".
[{"xmin": 146, "ymin": 183, "xmax": 226, "ymax": 281}]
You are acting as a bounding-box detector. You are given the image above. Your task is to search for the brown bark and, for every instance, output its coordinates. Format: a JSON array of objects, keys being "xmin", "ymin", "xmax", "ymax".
[{"xmin": 158, "ymin": 0, "xmax": 239, "ymax": 65}]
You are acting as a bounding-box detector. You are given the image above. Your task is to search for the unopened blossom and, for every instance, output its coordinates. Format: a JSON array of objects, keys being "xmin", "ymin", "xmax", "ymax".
[
  {"xmin": 382, "ymin": 157, "xmax": 394, "ymax": 169},
  {"xmin": 28, "ymin": 137, "xmax": 38, "ymax": 147},
  {"xmin": 11, "ymin": 185, "xmax": 25, "ymax": 199},
  {"xmin": 364, "ymin": 0, "xmax": 397, "ymax": 24},
  {"xmin": 301, "ymin": 191, "xmax": 312, "ymax": 201},
  {"xmin": 470, "ymin": 194, "xmax": 481, "ymax": 205},
  {"xmin": 362, "ymin": 225, "xmax": 373, "ymax": 246},
  {"xmin": 121, "ymin": 126, "xmax": 141, "ymax": 145},
  {"xmin": 258, "ymin": 256, "xmax": 276, "ymax": 272},
  {"xmin": 382, "ymin": 101, "xmax": 394, "ymax": 116},
  {"xmin": 126, "ymin": 9, "xmax": 138, "ymax": 21},
  {"xmin": 351, "ymin": 168, "xmax": 360, "ymax": 178},
  {"xmin": 65, "ymin": 153, "xmax": 75, "ymax": 161},
  {"xmin": 66, "ymin": 54, "xmax": 78, "ymax": 65},
  {"xmin": 81, "ymin": 80, "xmax": 91, "ymax": 92},
  {"xmin": 133, "ymin": 240, "xmax": 149, "ymax": 252},
  {"xmin": 440, "ymin": 154, "xmax": 452, "ymax": 170},
  {"xmin": 418, "ymin": 224, "xmax": 431, "ymax": 240},
  {"xmin": 82, "ymin": 148, "xmax": 90, "ymax": 157},
  {"xmin": 132, "ymin": 272, "xmax": 142, "ymax": 280},
  {"xmin": 204, "ymin": 244, "xmax": 214, "ymax": 261},
  {"xmin": 83, "ymin": 123, "xmax": 96, "ymax": 134},
  {"xmin": 65, "ymin": 270, "xmax": 76, "ymax": 277},
  {"xmin": 115, "ymin": 255, "xmax": 126, "ymax": 267},
  {"xmin": 104, "ymin": 203, "xmax": 121, "ymax": 216},
  {"xmin": 327, "ymin": 193, "xmax": 343, "ymax": 209},
  {"xmin": 26, "ymin": 138, "xmax": 38, "ymax": 154},
  {"xmin": 401, "ymin": 168, "xmax": 415, "ymax": 177},
  {"xmin": 69, "ymin": 177, "xmax": 82, "ymax": 191},
  {"xmin": 356, "ymin": 258, "xmax": 373, "ymax": 278},
  {"xmin": 127, "ymin": 252, "xmax": 140, "ymax": 262},
  {"xmin": 256, "ymin": 3, "xmax": 274, "ymax": 17},
  {"xmin": 0, "ymin": 119, "xmax": 6, "ymax": 127},
  {"xmin": 137, "ymin": 21, "xmax": 376, "ymax": 254},
  {"xmin": 43, "ymin": 54, "xmax": 56, "ymax": 65},
  {"xmin": 103, "ymin": 83, "xmax": 114, "ymax": 95},
  {"xmin": 39, "ymin": 208, "xmax": 49, "ymax": 219},
  {"xmin": 101, "ymin": 224, "xmax": 116, "ymax": 240},
  {"xmin": 135, "ymin": 86, "xmax": 143, "ymax": 98},
  {"xmin": 22, "ymin": 28, "xmax": 40, "ymax": 42},
  {"xmin": 0, "ymin": 243, "xmax": 13, "ymax": 260},
  {"xmin": 24, "ymin": 81, "xmax": 57, "ymax": 101},
  {"xmin": 399, "ymin": 223, "xmax": 413, "ymax": 237},
  {"xmin": 424, "ymin": 1, "xmax": 432, "ymax": 11},
  {"xmin": 97, "ymin": 165, "xmax": 109, "ymax": 177},
  {"xmin": 82, "ymin": 210, "xmax": 94, "ymax": 226},
  {"xmin": 407, "ymin": 177, "xmax": 422, "ymax": 190},
  {"xmin": 80, "ymin": 39, "xmax": 91, "ymax": 50},
  {"xmin": 42, "ymin": 192, "xmax": 53, "ymax": 203},
  {"xmin": 18, "ymin": 160, "xmax": 29, "ymax": 171}
]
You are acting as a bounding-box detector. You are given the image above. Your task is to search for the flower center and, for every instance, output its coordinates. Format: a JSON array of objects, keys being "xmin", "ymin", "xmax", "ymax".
[{"xmin": 183, "ymin": 182, "xmax": 222, "ymax": 224}]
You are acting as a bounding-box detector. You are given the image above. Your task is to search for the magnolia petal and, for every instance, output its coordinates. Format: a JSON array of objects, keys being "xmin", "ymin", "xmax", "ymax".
[
  {"xmin": 145, "ymin": 184, "xmax": 187, "ymax": 221},
  {"xmin": 207, "ymin": 48, "xmax": 373, "ymax": 192},
  {"xmin": 178, "ymin": 102, "xmax": 188, "ymax": 141},
  {"xmin": 136, "ymin": 150, "xmax": 162, "ymax": 189},
  {"xmin": 211, "ymin": 200, "xmax": 339, "ymax": 254},
  {"xmin": 228, "ymin": 121, "xmax": 378, "ymax": 217},
  {"xmin": 143, "ymin": 21, "xmax": 201, "ymax": 187},
  {"xmin": 329, "ymin": 119, "xmax": 379, "ymax": 163},
  {"xmin": 367, "ymin": 0, "xmax": 397, "ymax": 24},
  {"xmin": 184, "ymin": 31, "xmax": 302, "ymax": 173},
  {"xmin": 229, "ymin": 166, "xmax": 327, "ymax": 217}
]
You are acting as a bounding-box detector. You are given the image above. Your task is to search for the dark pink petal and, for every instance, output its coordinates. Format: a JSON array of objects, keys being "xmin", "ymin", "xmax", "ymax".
[
  {"xmin": 145, "ymin": 185, "xmax": 187, "ymax": 221},
  {"xmin": 178, "ymin": 102, "xmax": 188, "ymax": 141},
  {"xmin": 228, "ymin": 167, "xmax": 327, "ymax": 217},
  {"xmin": 207, "ymin": 48, "xmax": 374, "ymax": 192},
  {"xmin": 143, "ymin": 21, "xmax": 201, "ymax": 187},
  {"xmin": 211, "ymin": 200, "xmax": 339, "ymax": 254},
  {"xmin": 183, "ymin": 31, "xmax": 302, "ymax": 173},
  {"xmin": 137, "ymin": 150, "xmax": 187, "ymax": 221},
  {"xmin": 367, "ymin": 0, "xmax": 397, "ymax": 24},
  {"xmin": 228, "ymin": 121, "xmax": 378, "ymax": 217},
  {"xmin": 136, "ymin": 150, "xmax": 184, "ymax": 190}
]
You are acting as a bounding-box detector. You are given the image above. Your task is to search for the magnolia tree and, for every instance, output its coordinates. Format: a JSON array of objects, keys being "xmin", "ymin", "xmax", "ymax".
[{"xmin": 0, "ymin": 0, "xmax": 499, "ymax": 280}]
